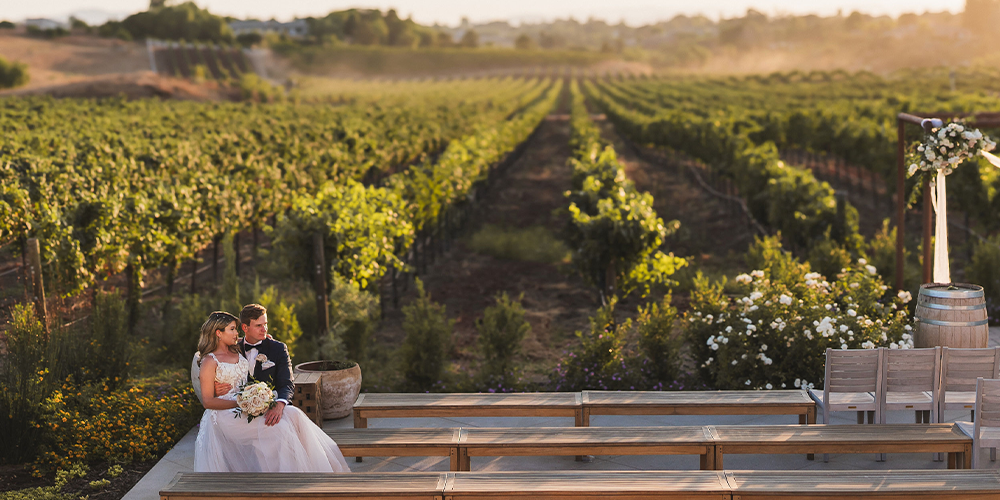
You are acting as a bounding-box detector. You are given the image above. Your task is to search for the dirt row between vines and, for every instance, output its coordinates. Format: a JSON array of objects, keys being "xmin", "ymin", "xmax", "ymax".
[
  {"xmin": 372, "ymin": 116, "xmax": 597, "ymax": 375},
  {"xmin": 373, "ymin": 112, "xmax": 759, "ymax": 381}
]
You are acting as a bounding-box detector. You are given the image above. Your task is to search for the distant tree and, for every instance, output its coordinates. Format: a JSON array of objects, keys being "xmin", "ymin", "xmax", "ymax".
[
  {"xmin": 0, "ymin": 56, "xmax": 29, "ymax": 89},
  {"xmin": 236, "ymin": 32, "xmax": 263, "ymax": 47},
  {"xmin": 385, "ymin": 9, "xmax": 419, "ymax": 47},
  {"xmin": 459, "ymin": 29, "xmax": 479, "ymax": 48},
  {"xmin": 110, "ymin": 2, "xmax": 234, "ymax": 42},
  {"xmin": 538, "ymin": 31, "xmax": 564, "ymax": 49},
  {"xmin": 435, "ymin": 31, "xmax": 454, "ymax": 47},
  {"xmin": 344, "ymin": 9, "xmax": 388, "ymax": 45},
  {"xmin": 965, "ymin": 0, "xmax": 1000, "ymax": 36},
  {"xmin": 600, "ymin": 38, "xmax": 624, "ymax": 53},
  {"xmin": 0, "ymin": 21, "xmax": 14, "ymax": 29},
  {"xmin": 69, "ymin": 17, "xmax": 91, "ymax": 33},
  {"xmin": 26, "ymin": 25, "xmax": 69, "ymax": 39},
  {"xmin": 844, "ymin": 11, "xmax": 868, "ymax": 30},
  {"xmin": 98, "ymin": 20, "xmax": 132, "ymax": 40},
  {"xmin": 514, "ymin": 33, "xmax": 535, "ymax": 50},
  {"xmin": 897, "ymin": 13, "xmax": 919, "ymax": 26}
]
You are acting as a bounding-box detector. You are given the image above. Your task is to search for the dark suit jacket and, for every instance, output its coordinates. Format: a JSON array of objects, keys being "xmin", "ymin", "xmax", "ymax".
[{"xmin": 239, "ymin": 338, "xmax": 294, "ymax": 402}]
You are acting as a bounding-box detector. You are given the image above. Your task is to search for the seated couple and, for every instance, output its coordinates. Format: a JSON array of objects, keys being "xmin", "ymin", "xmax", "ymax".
[{"xmin": 191, "ymin": 304, "xmax": 350, "ymax": 473}]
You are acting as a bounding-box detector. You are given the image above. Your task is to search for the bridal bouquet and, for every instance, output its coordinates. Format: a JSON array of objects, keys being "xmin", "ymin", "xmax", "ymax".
[
  {"xmin": 908, "ymin": 122, "xmax": 996, "ymax": 178},
  {"xmin": 232, "ymin": 379, "xmax": 277, "ymax": 423}
]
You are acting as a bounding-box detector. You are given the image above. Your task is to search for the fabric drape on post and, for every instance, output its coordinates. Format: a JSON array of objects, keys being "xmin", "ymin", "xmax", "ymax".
[{"xmin": 931, "ymin": 170, "xmax": 950, "ymax": 284}]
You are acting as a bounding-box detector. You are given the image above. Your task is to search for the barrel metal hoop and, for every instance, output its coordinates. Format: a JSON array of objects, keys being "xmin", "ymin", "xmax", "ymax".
[
  {"xmin": 916, "ymin": 302, "xmax": 987, "ymax": 311},
  {"xmin": 916, "ymin": 317, "xmax": 989, "ymax": 327},
  {"xmin": 920, "ymin": 288, "xmax": 985, "ymax": 299}
]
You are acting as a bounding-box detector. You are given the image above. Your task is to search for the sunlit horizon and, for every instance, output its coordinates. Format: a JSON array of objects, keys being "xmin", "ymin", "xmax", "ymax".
[{"xmin": 5, "ymin": 0, "xmax": 967, "ymax": 27}]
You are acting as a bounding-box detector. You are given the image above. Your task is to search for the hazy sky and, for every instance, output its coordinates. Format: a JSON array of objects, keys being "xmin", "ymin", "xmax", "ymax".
[{"xmin": 6, "ymin": 0, "xmax": 967, "ymax": 26}]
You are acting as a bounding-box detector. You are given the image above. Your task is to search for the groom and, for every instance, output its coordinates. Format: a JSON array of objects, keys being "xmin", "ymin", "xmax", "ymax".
[{"xmin": 214, "ymin": 303, "xmax": 295, "ymax": 426}]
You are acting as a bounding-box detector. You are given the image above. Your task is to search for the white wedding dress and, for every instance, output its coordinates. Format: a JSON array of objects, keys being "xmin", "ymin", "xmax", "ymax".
[{"xmin": 193, "ymin": 353, "xmax": 351, "ymax": 473}]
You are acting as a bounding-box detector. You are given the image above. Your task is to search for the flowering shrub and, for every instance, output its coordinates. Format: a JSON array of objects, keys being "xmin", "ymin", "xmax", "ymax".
[
  {"xmin": 686, "ymin": 237, "xmax": 914, "ymax": 391},
  {"xmin": 34, "ymin": 371, "xmax": 202, "ymax": 472}
]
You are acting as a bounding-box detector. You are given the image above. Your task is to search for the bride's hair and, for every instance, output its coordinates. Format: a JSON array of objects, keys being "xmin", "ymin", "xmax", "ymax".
[{"xmin": 197, "ymin": 311, "xmax": 240, "ymax": 365}]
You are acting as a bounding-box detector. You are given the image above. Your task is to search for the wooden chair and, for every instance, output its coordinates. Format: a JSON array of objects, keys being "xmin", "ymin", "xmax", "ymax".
[
  {"xmin": 938, "ymin": 347, "xmax": 1000, "ymax": 422},
  {"xmin": 969, "ymin": 377, "xmax": 1000, "ymax": 469},
  {"xmin": 879, "ymin": 346, "xmax": 941, "ymax": 425},
  {"xmin": 808, "ymin": 348, "xmax": 883, "ymax": 462},
  {"xmin": 939, "ymin": 347, "xmax": 1000, "ymax": 462},
  {"xmin": 877, "ymin": 346, "xmax": 942, "ymax": 461}
]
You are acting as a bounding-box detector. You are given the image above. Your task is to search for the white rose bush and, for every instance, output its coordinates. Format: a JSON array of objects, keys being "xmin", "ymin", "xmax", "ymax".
[
  {"xmin": 233, "ymin": 380, "xmax": 277, "ymax": 423},
  {"xmin": 686, "ymin": 238, "xmax": 914, "ymax": 391}
]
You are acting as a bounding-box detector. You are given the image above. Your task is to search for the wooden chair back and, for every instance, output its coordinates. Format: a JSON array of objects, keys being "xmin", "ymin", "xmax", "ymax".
[
  {"xmin": 823, "ymin": 347, "xmax": 883, "ymax": 401},
  {"xmin": 942, "ymin": 347, "xmax": 1000, "ymax": 394},
  {"xmin": 881, "ymin": 346, "xmax": 941, "ymax": 396}
]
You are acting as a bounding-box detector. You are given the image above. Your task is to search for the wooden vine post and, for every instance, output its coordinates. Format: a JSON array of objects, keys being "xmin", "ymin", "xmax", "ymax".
[
  {"xmin": 26, "ymin": 237, "xmax": 47, "ymax": 330},
  {"xmin": 313, "ymin": 231, "xmax": 330, "ymax": 336}
]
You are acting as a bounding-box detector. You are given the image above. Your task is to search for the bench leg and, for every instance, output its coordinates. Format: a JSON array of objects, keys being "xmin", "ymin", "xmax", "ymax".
[
  {"xmin": 575, "ymin": 409, "xmax": 592, "ymax": 462},
  {"xmin": 857, "ymin": 411, "xmax": 864, "ymax": 424},
  {"xmin": 450, "ymin": 448, "xmax": 460, "ymax": 471},
  {"xmin": 948, "ymin": 452, "xmax": 957, "ymax": 469},
  {"xmin": 968, "ymin": 446, "xmax": 975, "ymax": 469},
  {"xmin": 800, "ymin": 414, "xmax": 814, "ymax": 461},
  {"xmin": 712, "ymin": 446, "xmax": 723, "ymax": 470},
  {"xmin": 353, "ymin": 411, "xmax": 367, "ymax": 462},
  {"xmin": 460, "ymin": 448, "xmax": 471, "ymax": 471}
]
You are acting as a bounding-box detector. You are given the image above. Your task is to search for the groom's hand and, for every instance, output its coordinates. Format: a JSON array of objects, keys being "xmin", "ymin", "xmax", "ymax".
[
  {"xmin": 214, "ymin": 382, "xmax": 231, "ymax": 397},
  {"xmin": 264, "ymin": 401, "xmax": 285, "ymax": 426}
]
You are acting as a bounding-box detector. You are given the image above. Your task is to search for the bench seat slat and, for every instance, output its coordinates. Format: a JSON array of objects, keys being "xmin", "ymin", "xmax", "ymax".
[
  {"xmin": 354, "ymin": 393, "xmax": 580, "ymax": 409},
  {"xmin": 711, "ymin": 424, "xmax": 967, "ymax": 443},
  {"xmin": 460, "ymin": 426, "xmax": 714, "ymax": 445},
  {"xmin": 160, "ymin": 472, "xmax": 445, "ymax": 499},
  {"xmin": 327, "ymin": 428, "xmax": 460, "ymax": 446},
  {"xmin": 726, "ymin": 469, "xmax": 1000, "ymax": 496},
  {"xmin": 444, "ymin": 471, "xmax": 730, "ymax": 496}
]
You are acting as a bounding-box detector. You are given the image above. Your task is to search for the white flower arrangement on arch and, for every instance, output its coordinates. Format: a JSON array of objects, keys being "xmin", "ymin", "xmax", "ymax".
[{"xmin": 908, "ymin": 122, "xmax": 996, "ymax": 177}]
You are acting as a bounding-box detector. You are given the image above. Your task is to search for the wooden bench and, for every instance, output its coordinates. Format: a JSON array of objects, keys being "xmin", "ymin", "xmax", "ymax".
[
  {"xmin": 159, "ymin": 472, "xmax": 446, "ymax": 500},
  {"xmin": 457, "ymin": 426, "xmax": 716, "ymax": 471},
  {"xmin": 581, "ymin": 390, "xmax": 817, "ymax": 425},
  {"xmin": 724, "ymin": 469, "xmax": 1000, "ymax": 499},
  {"xmin": 442, "ymin": 470, "xmax": 731, "ymax": 499},
  {"xmin": 326, "ymin": 428, "xmax": 461, "ymax": 470},
  {"xmin": 352, "ymin": 393, "xmax": 585, "ymax": 429},
  {"xmin": 710, "ymin": 423, "xmax": 972, "ymax": 470},
  {"xmin": 162, "ymin": 470, "xmax": 1000, "ymax": 499}
]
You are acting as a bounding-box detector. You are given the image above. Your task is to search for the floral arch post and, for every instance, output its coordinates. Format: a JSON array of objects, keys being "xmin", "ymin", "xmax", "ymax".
[{"xmin": 894, "ymin": 112, "xmax": 1000, "ymax": 290}]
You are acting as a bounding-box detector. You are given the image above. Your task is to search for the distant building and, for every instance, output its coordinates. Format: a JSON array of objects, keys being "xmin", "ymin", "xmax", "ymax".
[
  {"xmin": 24, "ymin": 18, "xmax": 65, "ymax": 30},
  {"xmin": 228, "ymin": 19, "xmax": 308, "ymax": 38}
]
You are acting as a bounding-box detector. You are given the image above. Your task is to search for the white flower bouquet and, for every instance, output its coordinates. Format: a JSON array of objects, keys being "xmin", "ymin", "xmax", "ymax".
[
  {"xmin": 908, "ymin": 122, "xmax": 996, "ymax": 178},
  {"xmin": 232, "ymin": 379, "xmax": 277, "ymax": 423}
]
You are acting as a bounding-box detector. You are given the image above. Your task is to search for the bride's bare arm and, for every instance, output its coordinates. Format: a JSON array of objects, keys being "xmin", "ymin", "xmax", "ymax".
[{"xmin": 199, "ymin": 358, "xmax": 238, "ymax": 410}]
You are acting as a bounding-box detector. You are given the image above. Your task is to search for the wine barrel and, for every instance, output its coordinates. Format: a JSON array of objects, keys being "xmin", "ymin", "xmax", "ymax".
[{"xmin": 914, "ymin": 283, "xmax": 989, "ymax": 348}]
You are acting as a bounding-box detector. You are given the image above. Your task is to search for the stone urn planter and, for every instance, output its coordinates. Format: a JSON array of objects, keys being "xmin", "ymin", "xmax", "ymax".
[{"xmin": 294, "ymin": 361, "xmax": 362, "ymax": 420}]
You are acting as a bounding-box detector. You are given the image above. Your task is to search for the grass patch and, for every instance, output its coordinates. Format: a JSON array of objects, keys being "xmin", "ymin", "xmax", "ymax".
[{"xmin": 468, "ymin": 225, "xmax": 570, "ymax": 264}]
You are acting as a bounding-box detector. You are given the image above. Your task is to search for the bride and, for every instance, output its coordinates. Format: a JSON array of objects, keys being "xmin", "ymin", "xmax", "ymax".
[{"xmin": 193, "ymin": 311, "xmax": 351, "ymax": 473}]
